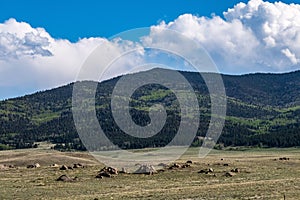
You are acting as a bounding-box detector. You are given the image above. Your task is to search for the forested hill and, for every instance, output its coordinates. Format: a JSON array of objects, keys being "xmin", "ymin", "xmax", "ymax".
[
  {"xmin": 0, "ymin": 68, "xmax": 300, "ymax": 150},
  {"xmin": 223, "ymin": 71, "xmax": 300, "ymax": 107}
]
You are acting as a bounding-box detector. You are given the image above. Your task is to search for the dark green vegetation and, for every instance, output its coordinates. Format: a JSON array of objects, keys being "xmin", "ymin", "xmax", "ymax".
[{"xmin": 0, "ymin": 68, "xmax": 300, "ymax": 150}]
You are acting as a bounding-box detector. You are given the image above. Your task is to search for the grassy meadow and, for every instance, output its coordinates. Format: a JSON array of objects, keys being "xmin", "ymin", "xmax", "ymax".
[{"xmin": 0, "ymin": 147, "xmax": 300, "ymax": 199}]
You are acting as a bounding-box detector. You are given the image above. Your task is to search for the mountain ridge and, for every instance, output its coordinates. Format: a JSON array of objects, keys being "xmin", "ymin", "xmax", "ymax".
[{"xmin": 0, "ymin": 68, "xmax": 300, "ymax": 150}]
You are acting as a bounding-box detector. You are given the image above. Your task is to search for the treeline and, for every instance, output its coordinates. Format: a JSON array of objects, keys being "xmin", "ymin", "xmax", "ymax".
[{"xmin": 0, "ymin": 68, "xmax": 300, "ymax": 151}]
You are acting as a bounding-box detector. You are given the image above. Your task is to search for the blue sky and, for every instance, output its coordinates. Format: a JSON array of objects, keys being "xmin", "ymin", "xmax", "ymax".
[
  {"xmin": 0, "ymin": 0, "xmax": 295, "ymax": 41},
  {"xmin": 1, "ymin": 0, "xmax": 300, "ymax": 99}
]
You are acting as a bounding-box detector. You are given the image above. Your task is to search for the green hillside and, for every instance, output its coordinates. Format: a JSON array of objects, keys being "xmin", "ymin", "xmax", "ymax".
[{"xmin": 0, "ymin": 68, "xmax": 300, "ymax": 150}]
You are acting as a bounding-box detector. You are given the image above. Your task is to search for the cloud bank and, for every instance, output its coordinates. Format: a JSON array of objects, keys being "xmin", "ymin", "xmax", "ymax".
[
  {"xmin": 1, "ymin": 0, "xmax": 300, "ymax": 99},
  {"xmin": 153, "ymin": 0, "xmax": 300, "ymax": 74}
]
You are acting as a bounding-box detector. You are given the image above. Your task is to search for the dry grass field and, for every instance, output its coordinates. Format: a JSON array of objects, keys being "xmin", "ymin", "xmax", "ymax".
[{"xmin": 0, "ymin": 147, "xmax": 300, "ymax": 200}]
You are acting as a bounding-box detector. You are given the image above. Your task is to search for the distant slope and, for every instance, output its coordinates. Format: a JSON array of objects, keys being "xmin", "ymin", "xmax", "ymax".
[
  {"xmin": 0, "ymin": 68, "xmax": 300, "ymax": 150},
  {"xmin": 224, "ymin": 71, "xmax": 300, "ymax": 107}
]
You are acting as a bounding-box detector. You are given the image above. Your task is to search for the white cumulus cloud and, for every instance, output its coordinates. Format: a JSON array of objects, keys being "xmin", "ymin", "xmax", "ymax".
[
  {"xmin": 149, "ymin": 0, "xmax": 300, "ymax": 74},
  {"xmin": 1, "ymin": 0, "xmax": 300, "ymax": 99},
  {"xmin": 281, "ymin": 48, "xmax": 298, "ymax": 64},
  {"xmin": 0, "ymin": 19, "xmax": 142, "ymax": 99},
  {"xmin": 0, "ymin": 19, "xmax": 52, "ymax": 58}
]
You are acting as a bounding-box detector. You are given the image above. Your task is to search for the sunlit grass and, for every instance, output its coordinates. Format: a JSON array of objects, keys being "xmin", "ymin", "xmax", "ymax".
[{"xmin": 0, "ymin": 147, "xmax": 300, "ymax": 199}]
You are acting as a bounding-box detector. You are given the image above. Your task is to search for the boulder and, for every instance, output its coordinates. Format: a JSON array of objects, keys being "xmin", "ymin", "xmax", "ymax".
[
  {"xmin": 27, "ymin": 163, "xmax": 40, "ymax": 168},
  {"xmin": 95, "ymin": 174, "xmax": 103, "ymax": 179},
  {"xmin": 198, "ymin": 169, "xmax": 207, "ymax": 174},
  {"xmin": 279, "ymin": 157, "xmax": 289, "ymax": 161},
  {"xmin": 134, "ymin": 164, "xmax": 157, "ymax": 175},
  {"xmin": 56, "ymin": 175, "xmax": 77, "ymax": 182},
  {"xmin": 96, "ymin": 171, "xmax": 111, "ymax": 178},
  {"xmin": 225, "ymin": 172, "xmax": 235, "ymax": 177},
  {"xmin": 107, "ymin": 167, "xmax": 118, "ymax": 175},
  {"xmin": 27, "ymin": 164, "xmax": 35, "ymax": 168},
  {"xmin": 182, "ymin": 164, "xmax": 191, "ymax": 168},
  {"xmin": 169, "ymin": 163, "xmax": 181, "ymax": 169},
  {"xmin": 34, "ymin": 163, "xmax": 40, "ymax": 168},
  {"xmin": 50, "ymin": 164, "xmax": 59, "ymax": 168},
  {"xmin": 60, "ymin": 165, "xmax": 68, "ymax": 170},
  {"xmin": 73, "ymin": 163, "xmax": 84, "ymax": 168},
  {"xmin": 158, "ymin": 163, "xmax": 168, "ymax": 168},
  {"xmin": 0, "ymin": 164, "xmax": 7, "ymax": 169},
  {"xmin": 231, "ymin": 168, "xmax": 240, "ymax": 173},
  {"xmin": 119, "ymin": 167, "xmax": 127, "ymax": 174},
  {"xmin": 96, "ymin": 166, "xmax": 118, "ymax": 178},
  {"xmin": 198, "ymin": 168, "xmax": 214, "ymax": 174}
]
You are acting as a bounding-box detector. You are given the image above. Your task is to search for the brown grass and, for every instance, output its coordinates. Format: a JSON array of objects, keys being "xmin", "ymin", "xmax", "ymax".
[{"xmin": 0, "ymin": 148, "xmax": 300, "ymax": 199}]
